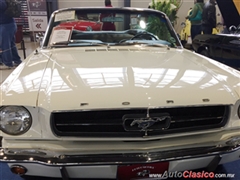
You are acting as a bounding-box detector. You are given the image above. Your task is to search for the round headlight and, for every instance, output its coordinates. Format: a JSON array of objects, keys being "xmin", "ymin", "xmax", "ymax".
[{"xmin": 0, "ymin": 106, "xmax": 32, "ymax": 135}]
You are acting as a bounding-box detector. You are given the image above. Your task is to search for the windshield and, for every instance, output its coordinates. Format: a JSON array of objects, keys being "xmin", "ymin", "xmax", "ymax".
[{"xmin": 42, "ymin": 8, "xmax": 182, "ymax": 48}]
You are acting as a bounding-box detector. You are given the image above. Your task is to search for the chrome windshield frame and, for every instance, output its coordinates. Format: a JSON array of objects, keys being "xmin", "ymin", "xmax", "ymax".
[{"xmin": 41, "ymin": 7, "xmax": 183, "ymax": 49}]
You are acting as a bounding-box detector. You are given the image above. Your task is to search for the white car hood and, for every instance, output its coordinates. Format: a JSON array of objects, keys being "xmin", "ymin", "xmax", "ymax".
[
  {"xmin": 0, "ymin": 50, "xmax": 50, "ymax": 107},
  {"xmin": 36, "ymin": 47, "xmax": 240, "ymax": 111}
]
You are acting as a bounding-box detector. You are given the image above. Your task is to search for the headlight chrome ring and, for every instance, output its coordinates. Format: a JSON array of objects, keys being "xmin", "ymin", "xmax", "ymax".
[{"xmin": 0, "ymin": 106, "xmax": 32, "ymax": 135}]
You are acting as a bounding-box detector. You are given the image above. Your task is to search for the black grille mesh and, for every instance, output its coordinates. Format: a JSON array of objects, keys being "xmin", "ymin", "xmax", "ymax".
[{"xmin": 51, "ymin": 105, "xmax": 229, "ymax": 137}]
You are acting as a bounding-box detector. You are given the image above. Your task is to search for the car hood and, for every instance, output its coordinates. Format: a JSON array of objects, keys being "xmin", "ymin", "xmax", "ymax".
[
  {"xmin": 36, "ymin": 47, "xmax": 240, "ymax": 111},
  {"xmin": 0, "ymin": 49, "xmax": 50, "ymax": 107},
  {"xmin": 1, "ymin": 47, "xmax": 240, "ymax": 110}
]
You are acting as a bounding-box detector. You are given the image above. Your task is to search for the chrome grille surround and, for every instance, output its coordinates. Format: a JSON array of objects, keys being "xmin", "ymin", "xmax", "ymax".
[{"xmin": 51, "ymin": 105, "xmax": 230, "ymax": 138}]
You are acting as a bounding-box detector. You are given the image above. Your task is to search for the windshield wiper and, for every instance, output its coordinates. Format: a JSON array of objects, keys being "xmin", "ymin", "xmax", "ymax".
[{"xmin": 51, "ymin": 40, "xmax": 110, "ymax": 47}]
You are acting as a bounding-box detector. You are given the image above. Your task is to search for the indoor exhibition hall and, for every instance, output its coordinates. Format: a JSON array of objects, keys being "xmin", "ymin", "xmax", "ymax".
[{"xmin": 0, "ymin": 0, "xmax": 240, "ymax": 179}]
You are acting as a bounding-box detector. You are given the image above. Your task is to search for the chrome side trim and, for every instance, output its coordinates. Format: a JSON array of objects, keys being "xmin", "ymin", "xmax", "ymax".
[{"xmin": 0, "ymin": 137, "xmax": 240, "ymax": 166}]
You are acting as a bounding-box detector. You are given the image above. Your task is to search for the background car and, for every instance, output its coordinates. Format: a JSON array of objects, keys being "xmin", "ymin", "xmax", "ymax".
[
  {"xmin": 58, "ymin": 13, "xmax": 103, "ymax": 31},
  {"xmin": 180, "ymin": 9, "xmax": 221, "ymax": 49},
  {"xmin": 191, "ymin": 0, "xmax": 240, "ymax": 70},
  {"xmin": 58, "ymin": 20, "xmax": 102, "ymax": 31},
  {"xmin": 192, "ymin": 25, "xmax": 240, "ymax": 70}
]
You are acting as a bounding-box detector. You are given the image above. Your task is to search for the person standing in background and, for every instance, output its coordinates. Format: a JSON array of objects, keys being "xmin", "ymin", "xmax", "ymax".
[
  {"xmin": 104, "ymin": 0, "xmax": 112, "ymax": 8},
  {"xmin": 186, "ymin": 0, "xmax": 204, "ymax": 40},
  {"xmin": 100, "ymin": 0, "xmax": 116, "ymax": 31},
  {"xmin": 0, "ymin": 0, "xmax": 22, "ymax": 69},
  {"xmin": 221, "ymin": 17, "xmax": 229, "ymax": 34},
  {"xmin": 202, "ymin": 0, "xmax": 217, "ymax": 34}
]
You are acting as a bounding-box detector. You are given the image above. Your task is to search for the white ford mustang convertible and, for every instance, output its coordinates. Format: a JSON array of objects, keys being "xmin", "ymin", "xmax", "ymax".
[{"xmin": 1, "ymin": 7, "xmax": 240, "ymax": 179}]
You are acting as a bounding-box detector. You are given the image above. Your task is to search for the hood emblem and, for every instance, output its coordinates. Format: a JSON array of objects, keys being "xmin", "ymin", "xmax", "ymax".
[
  {"xmin": 130, "ymin": 116, "xmax": 169, "ymax": 131},
  {"xmin": 123, "ymin": 111, "xmax": 171, "ymax": 137}
]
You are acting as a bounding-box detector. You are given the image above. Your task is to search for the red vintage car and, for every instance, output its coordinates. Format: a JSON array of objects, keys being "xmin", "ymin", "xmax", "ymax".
[{"xmin": 58, "ymin": 20, "xmax": 102, "ymax": 31}]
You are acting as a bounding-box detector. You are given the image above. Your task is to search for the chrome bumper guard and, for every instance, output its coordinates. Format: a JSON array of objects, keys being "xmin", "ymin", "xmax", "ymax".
[{"xmin": 1, "ymin": 136, "xmax": 240, "ymax": 166}]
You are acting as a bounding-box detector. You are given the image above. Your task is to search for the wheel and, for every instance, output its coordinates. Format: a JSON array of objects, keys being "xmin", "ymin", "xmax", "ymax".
[{"xmin": 131, "ymin": 32, "xmax": 158, "ymax": 40}]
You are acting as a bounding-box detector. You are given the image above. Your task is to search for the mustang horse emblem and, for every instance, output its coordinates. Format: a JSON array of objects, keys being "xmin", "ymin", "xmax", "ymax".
[{"xmin": 130, "ymin": 116, "xmax": 170, "ymax": 131}]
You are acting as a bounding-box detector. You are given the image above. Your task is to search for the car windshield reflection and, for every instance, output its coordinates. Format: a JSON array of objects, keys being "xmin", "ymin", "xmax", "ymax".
[{"xmin": 43, "ymin": 8, "xmax": 181, "ymax": 48}]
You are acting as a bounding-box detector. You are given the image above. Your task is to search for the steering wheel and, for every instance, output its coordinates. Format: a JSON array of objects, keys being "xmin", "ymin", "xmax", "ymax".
[{"xmin": 131, "ymin": 32, "xmax": 158, "ymax": 40}]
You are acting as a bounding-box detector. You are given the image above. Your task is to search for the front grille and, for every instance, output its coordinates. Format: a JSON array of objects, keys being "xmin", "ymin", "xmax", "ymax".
[{"xmin": 51, "ymin": 105, "xmax": 229, "ymax": 138}]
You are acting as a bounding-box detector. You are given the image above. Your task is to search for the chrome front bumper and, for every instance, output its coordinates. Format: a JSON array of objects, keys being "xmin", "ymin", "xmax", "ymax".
[
  {"xmin": 1, "ymin": 135, "xmax": 240, "ymax": 179},
  {"xmin": 1, "ymin": 135, "xmax": 240, "ymax": 166}
]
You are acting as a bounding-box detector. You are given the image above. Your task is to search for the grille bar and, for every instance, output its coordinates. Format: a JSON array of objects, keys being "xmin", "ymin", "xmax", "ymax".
[{"xmin": 51, "ymin": 105, "xmax": 229, "ymax": 138}]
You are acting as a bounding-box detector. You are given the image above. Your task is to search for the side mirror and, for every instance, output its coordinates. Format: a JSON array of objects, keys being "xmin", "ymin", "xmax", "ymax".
[
  {"xmin": 35, "ymin": 32, "xmax": 45, "ymax": 46},
  {"xmin": 229, "ymin": 25, "xmax": 237, "ymax": 34}
]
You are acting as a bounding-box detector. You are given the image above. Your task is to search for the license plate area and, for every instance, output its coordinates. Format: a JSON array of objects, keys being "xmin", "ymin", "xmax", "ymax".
[{"xmin": 117, "ymin": 162, "xmax": 169, "ymax": 180}]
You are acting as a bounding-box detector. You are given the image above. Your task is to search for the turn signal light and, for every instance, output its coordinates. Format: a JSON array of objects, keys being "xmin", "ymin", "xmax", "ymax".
[{"xmin": 10, "ymin": 165, "xmax": 27, "ymax": 175}]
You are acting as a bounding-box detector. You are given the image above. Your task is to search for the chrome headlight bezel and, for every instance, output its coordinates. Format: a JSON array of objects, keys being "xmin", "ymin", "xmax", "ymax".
[{"xmin": 0, "ymin": 106, "xmax": 32, "ymax": 135}]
